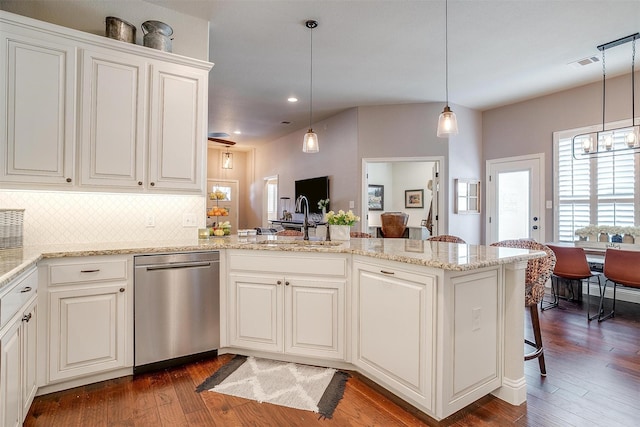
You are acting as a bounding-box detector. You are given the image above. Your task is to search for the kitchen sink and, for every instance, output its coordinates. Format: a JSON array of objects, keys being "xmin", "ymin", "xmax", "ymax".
[{"xmin": 256, "ymin": 239, "xmax": 343, "ymax": 247}]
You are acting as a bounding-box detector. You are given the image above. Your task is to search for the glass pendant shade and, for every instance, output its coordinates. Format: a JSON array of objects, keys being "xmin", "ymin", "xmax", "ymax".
[
  {"xmin": 302, "ymin": 129, "xmax": 319, "ymax": 153},
  {"xmin": 222, "ymin": 151, "xmax": 233, "ymax": 169},
  {"xmin": 436, "ymin": 105, "xmax": 458, "ymax": 137}
]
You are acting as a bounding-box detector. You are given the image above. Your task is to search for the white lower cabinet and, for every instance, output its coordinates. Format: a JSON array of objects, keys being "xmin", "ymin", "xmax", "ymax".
[
  {"xmin": 42, "ymin": 256, "xmax": 132, "ymax": 385},
  {"xmin": 1, "ymin": 316, "xmax": 22, "ymax": 427},
  {"xmin": 0, "ymin": 267, "xmax": 38, "ymax": 427},
  {"xmin": 352, "ymin": 258, "xmax": 435, "ymax": 412},
  {"xmin": 227, "ymin": 251, "xmax": 348, "ymax": 361}
]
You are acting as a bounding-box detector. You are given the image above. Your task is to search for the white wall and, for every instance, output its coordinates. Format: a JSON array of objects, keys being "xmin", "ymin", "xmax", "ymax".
[
  {"xmin": 483, "ymin": 71, "xmax": 640, "ymax": 244},
  {"xmin": 0, "ymin": 0, "xmax": 209, "ymax": 60},
  {"xmin": 367, "ymin": 162, "xmax": 434, "ymax": 229}
]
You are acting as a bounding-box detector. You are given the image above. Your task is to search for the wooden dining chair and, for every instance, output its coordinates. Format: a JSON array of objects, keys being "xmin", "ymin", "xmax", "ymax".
[
  {"xmin": 427, "ymin": 235, "xmax": 466, "ymax": 243},
  {"xmin": 490, "ymin": 239, "xmax": 556, "ymax": 376},
  {"xmin": 599, "ymin": 249, "xmax": 640, "ymax": 321},
  {"xmin": 545, "ymin": 244, "xmax": 603, "ymax": 320}
]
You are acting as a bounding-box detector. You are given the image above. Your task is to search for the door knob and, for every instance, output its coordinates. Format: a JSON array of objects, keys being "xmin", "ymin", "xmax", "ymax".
[
  {"xmin": 533, "ymin": 225, "xmax": 539, "ymax": 230},
  {"xmin": 533, "ymin": 216, "xmax": 538, "ymax": 221}
]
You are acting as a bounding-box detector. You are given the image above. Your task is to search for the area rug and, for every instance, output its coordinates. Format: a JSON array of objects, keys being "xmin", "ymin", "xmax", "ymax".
[{"xmin": 196, "ymin": 355, "xmax": 350, "ymax": 419}]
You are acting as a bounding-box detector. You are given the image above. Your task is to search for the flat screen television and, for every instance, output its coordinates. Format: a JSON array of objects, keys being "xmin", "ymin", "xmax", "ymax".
[{"xmin": 295, "ymin": 176, "xmax": 329, "ymax": 214}]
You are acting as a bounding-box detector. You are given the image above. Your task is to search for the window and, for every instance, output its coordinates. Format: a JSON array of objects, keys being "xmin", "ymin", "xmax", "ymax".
[{"xmin": 554, "ymin": 124, "xmax": 639, "ymax": 242}]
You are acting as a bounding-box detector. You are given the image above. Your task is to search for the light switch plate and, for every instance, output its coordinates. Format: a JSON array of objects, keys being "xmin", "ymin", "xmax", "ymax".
[
  {"xmin": 349, "ymin": 200, "xmax": 355, "ymax": 209},
  {"xmin": 183, "ymin": 213, "xmax": 197, "ymax": 227},
  {"xmin": 546, "ymin": 200, "xmax": 553, "ymax": 209}
]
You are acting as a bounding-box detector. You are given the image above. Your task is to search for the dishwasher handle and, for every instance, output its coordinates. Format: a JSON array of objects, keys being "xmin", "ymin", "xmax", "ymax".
[{"xmin": 142, "ymin": 261, "xmax": 215, "ymax": 271}]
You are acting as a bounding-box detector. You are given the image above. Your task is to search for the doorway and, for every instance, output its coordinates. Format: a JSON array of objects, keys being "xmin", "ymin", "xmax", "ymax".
[
  {"xmin": 206, "ymin": 179, "xmax": 239, "ymax": 231},
  {"xmin": 486, "ymin": 154, "xmax": 544, "ymax": 243},
  {"xmin": 362, "ymin": 157, "xmax": 444, "ymax": 237}
]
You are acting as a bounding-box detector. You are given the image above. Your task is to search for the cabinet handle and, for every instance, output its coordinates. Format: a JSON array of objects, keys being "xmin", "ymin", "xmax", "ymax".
[
  {"xmin": 119, "ymin": 288, "xmax": 125, "ymax": 293},
  {"xmin": 80, "ymin": 269, "xmax": 100, "ymax": 273},
  {"xmin": 22, "ymin": 313, "xmax": 32, "ymax": 322},
  {"xmin": 66, "ymin": 177, "xmax": 72, "ymax": 183},
  {"xmin": 380, "ymin": 270, "xmax": 395, "ymax": 275},
  {"xmin": 138, "ymin": 181, "xmax": 143, "ymax": 186},
  {"xmin": 276, "ymin": 280, "xmax": 282, "ymax": 285},
  {"xmin": 20, "ymin": 286, "xmax": 32, "ymax": 293},
  {"xmin": 285, "ymin": 281, "xmax": 290, "ymax": 286},
  {"xmin": 150, "ymin": 182, "xmax": 155, "ymax": 187}
]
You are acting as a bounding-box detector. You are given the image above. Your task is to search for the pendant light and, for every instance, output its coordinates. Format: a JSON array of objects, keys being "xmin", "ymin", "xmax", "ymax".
[
  {"xmin": 437, "ymin": 0, "xmax": 458, "ymax": 138},
  {"xmin": 222, "ymin": 148, "xmax": 233, "ymax": 169},
  {"xmin": 303, "ymin": 20, "xmax": 319, "ymax": 153},
  {"xmin": 572, "ymin": 33, "xmax": 640, "ymax": 159}
]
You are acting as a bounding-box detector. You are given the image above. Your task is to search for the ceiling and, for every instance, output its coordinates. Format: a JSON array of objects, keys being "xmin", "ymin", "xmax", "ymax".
[{"xmin": 146, "ymin": 0, "xmax": 640, "ymax": 148}]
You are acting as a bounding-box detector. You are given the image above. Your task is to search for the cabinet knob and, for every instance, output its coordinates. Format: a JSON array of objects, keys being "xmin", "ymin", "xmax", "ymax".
[
  {"xmin": 20, "ymin": 286, "xmax": 33, "ymax": 293},
  {"xmin": 150, "ymin": 182, "xmax": 155, "ymax": 187},
  {"xmin": 22, "ymin": 313, "xmax": 32, "ymax": 322},
  {"xmin": 66, "ymin": 177, "xmax": 72, "ymax": 183},
  {"xmin": 138, "ymin": 181, "xmax": 143, "ymax": 186},
  {"xmin": 276, "ymin": 280, "xmax": 282, "ymax": 285},
  {"xmin": 285, "ymin": 281, "xmax": 290, "ymax": 286},
  {"xmin": 119, "ymin": 288, "xmax": 125, "ymax": 293}
]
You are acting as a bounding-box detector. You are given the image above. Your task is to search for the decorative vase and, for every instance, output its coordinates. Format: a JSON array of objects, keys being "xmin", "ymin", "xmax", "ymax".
[
  {"xmin": 322, "ymin": 207, "xmax": 327, "ymax": 223},
  {"xmin": 611, "ymin": 234, "xmax": 623, "ymax": 243},
  {"xmin": 588, "ymin": 234, "xmax": 597, "ymax": 242},
  {"xmin": 578, "ymin": 236, "xmax": 587, "ymax": 241},
  {"xmin": 622, "ymin": 234, "xmax": 635, "ymax": 244},
  {"xmin": 329, "ymin": 224, "xmax": 350, "ymax": 240},
  {"xmin": 598, "ymin": 232, "xmax": 609, "ymax": 242}
]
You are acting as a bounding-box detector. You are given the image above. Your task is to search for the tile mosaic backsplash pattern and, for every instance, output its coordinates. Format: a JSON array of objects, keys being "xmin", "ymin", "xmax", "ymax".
[{"xmin": 0, "ymin": 190, "xmax": 206, "ymax": 245}]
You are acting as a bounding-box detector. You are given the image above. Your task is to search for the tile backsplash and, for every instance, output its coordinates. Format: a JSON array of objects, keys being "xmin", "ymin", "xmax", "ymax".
[{"xmin": 0, "ymin": 190, "xmax": 206, "ymax": 245}]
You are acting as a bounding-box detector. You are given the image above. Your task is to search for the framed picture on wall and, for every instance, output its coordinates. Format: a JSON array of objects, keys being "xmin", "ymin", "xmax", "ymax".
[
  {"xmin": 405, "ymin": 189, "xmax": 424, "ymax": 208},
  {"xmin": 368, "ymin": 185, "xmax": 384, "ymax": 210}
]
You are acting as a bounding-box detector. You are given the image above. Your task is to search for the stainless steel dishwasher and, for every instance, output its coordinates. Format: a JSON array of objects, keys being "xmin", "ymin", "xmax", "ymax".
[{"xmin": 134, "ymin": 251, "xmax": 219, "ymax": 373}]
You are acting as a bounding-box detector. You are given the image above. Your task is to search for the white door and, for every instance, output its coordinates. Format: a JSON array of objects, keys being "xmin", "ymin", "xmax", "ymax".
[{"xmin": 486, "ymin": 154, "xmax": 544, "ymax": 243}]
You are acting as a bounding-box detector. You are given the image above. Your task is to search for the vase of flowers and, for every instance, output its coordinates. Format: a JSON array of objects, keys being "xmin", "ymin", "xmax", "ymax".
[
  {"xmin": 318, "ymin": 198, "xmax": 330, "ymax": 221},
  {"xmin": 326, "ymin": 209, "xmax": 360, "ymax": 241}
]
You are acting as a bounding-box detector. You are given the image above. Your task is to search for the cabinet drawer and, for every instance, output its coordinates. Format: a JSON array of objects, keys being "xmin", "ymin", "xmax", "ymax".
[
  {"xmin": 229, "ymin": 252, "xmax": 347, "ymax": 277},
  {"xmin": 50, "ymin": 260, "xmax": 127, "ymax": 285},
  {"xmin": 1, "ymin": 267, "xmax": 37, "ymax": 328}
]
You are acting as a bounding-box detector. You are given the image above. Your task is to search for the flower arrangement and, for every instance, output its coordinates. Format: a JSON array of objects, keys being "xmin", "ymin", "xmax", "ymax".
[
  {"xmin": 326, "ymin": 209, "xmax": 360, "ymax": 226},
  {"xmin": 317, "ymin": 198, "xmax": 330, "ymax": 210},
  {"xmin": 575, "ymin": 224, "xmax": 599, "ymax": 237},
  {"xmin": 575, "ymin": 224, "xmax": 640, "ymax": 238}
]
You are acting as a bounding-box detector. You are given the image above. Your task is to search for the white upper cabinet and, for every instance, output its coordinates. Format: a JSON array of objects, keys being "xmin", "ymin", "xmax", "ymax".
[
  {"xmin": 0, "ymin": 11, "xmax": 212, "ymax": 194},
  {"xmin": 148, "ymin": 62, "xmax": 207, "ymax": 191},
  {"xmin": 79, "ymin": 48, "xmax": 146, "ymax": 188},
  {"xmin": 0, "ymin": 26, "xmax": 76, "ymax": 185}
]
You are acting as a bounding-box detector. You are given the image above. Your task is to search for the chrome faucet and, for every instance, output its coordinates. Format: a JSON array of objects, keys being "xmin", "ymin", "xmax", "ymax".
[{"xmin": 295, "ymin": 195, "xmax": 311, "ymax": 240}]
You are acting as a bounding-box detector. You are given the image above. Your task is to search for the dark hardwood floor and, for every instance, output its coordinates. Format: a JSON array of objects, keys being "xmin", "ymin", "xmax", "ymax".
[{"xmin": 25, "ymin": 296, "xmax": 640, "ymax": 426}]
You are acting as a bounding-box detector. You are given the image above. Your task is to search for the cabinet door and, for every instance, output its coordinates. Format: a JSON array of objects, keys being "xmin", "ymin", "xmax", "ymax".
[
  {"xmin": 353, "ymin": 262, "xmax": 434, "ymax": 410},
  {"xmin": 285, "ymin": 277, "xmax": 345, "ymax": 360},
  {"xmin": 0, "ymin": 319, "xmax": 21, "ymax": 427},
  {"xmin": 0, "ymin": 29, "xmax": 76, "ymax": 185},
  {"xmin": 228, "ymin": 274, "xmax": 283, "ymax": 352},
  {"xmin": 49, "ymin": 284, "xmax": 127, "ymax": 382},
  {"xmin": 79, "ymin": 48, "xmax": 146, "ymax": 188},
  {"xmin": 148, "ymin": 62, "xmax": 207, "ymax": 191},
  {"xmin": 22, "ymin": 299, "xmax": 37, "ymax": 419}
]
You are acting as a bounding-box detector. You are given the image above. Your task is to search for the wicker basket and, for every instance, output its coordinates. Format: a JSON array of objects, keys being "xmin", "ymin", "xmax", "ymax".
[{"xmin": 1, "ymin": 209, "xmax": 24, "ymax": 249}]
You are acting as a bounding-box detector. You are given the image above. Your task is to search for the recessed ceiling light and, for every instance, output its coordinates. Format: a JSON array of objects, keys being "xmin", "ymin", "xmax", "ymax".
[
  {"xmin": 287, "ymin": 97, "xmax": 298, "ymax": 103},
  {"xmin": 233, "ymin": 130, "xmax": 241, "ymax": 135}
]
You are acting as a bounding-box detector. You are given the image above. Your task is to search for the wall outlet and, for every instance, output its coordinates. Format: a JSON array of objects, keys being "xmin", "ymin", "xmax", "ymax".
[
  {"xmin": 349, "ymin": 200, "xmax": 355, "ymax": 209},
  {"xmin": 182, "ymin": 213, "xmax": 197, "ymax": 227},
  {"xmin": 145, "ymin": 214, "xmax": 155, "ymax": 228}
]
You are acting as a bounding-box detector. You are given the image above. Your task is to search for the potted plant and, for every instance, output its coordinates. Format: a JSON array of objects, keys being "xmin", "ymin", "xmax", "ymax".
[{"xmin": 326, "ymin": 209, "xmax": 360, "ymax": 240}]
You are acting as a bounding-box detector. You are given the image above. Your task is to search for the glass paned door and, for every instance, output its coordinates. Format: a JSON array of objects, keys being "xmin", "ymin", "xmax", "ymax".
[{"xmin": 487, "ymin": 155, "xmax": 544, "ymax": 243}]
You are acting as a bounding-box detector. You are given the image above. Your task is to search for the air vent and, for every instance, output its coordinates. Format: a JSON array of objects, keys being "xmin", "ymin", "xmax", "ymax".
[
  {"xmin": 281, "ymin": 121, "xmax": 291, "ymax": 125},
  {"xmin": 569, "ymin": 56, "xmax": 600, "ymax": 69}
]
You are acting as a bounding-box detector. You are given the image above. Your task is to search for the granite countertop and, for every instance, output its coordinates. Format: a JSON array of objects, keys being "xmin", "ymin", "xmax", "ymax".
[{"xmin": 0, "ymin": 236, "xmax": 544, "ymax": 290}]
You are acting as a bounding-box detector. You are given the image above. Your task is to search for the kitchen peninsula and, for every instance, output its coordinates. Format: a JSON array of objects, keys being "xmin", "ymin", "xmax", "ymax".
[{"xmin": 0, "ymin": 237, "xmax": 543, "ymax": 422}]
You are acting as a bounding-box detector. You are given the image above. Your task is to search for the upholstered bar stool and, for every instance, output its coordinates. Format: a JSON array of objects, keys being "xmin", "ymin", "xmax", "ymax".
[
  {"xmin": 490, "ymin": 239, "xmax": 556, "ymax": 376},
  {"xmin": 599, "ymin": 249, "xmax": 640, "ymax": 321},
  {"xmin": 427, "ymin": 235, "xmax": 466, "ymax": 243},
  {"xmin": 545, "ymin": 244, "xmax": 603, "ymax": 320}
]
